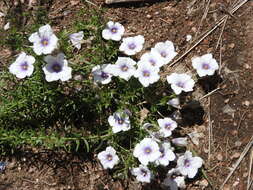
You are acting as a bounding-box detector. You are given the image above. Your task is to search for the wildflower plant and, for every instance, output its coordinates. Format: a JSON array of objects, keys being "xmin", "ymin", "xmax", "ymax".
[{"xmin": 0, "ymin": 4, "xmax": 208, "ymax": 188}]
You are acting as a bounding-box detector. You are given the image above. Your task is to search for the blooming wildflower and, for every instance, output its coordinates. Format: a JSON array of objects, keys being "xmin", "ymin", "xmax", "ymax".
[
  {"xmin": 4, "ymin": 22, "xmax": 10, "ymax": 30},
  {"xmin": 92, "ymin": 64, "xmax": 112, "ymax": 84},
  {"xmin": 177, "ymin": 151, "xmax": 203, "ymax": 178},
  {"xmin": 69, "ymin": 31, "xmax": 84, "ymax": 50},
  {"xmin": 192, "ymin": 53, "xmax": 219, "ymax": 77},
  {"xmin": 108, "ymin": 57, "xmax": 136, "ymax": 81},
  {"xmin": 9, "ymin": 52, "xmax": 35, "ymax": 79},
  {"xmin": 139, "ymin": 51, "xmax": 164, "ymax": 68},
  {"xmin": 158, "ymin": 117, "xmax": 177, "ymax": 137},
  {"xmin": 134, "ymin": 62, "xmax": 160, "ymax": 87},
  {"xmin": 102, "ymin": 21, "xmax": 125, "ymax": 41},
  {"xmin": 0, "ymin": 162, "xmax": 6, "ymax": 173},
  {"xmin": 172, "ymin": 137, "xmax": 188, "ymax": 147},
  {"xmin": 119, "ymin": 35, "xmax": 145, "ymax": 56},
  {"xmin": 131, "ymin": 165, "xmax": 152, "ymax": 183},
  {"xmin": 163, "ymin": 169, "xmax": 186, "ymax": 190},
  {"xmin": 151, "ymin": 41, "xmax": 177, "ymax": 65},
  {"xmin": 167, "ymin": 73, "xmax": 195, "ymax": 95},
  {"xmin": 133, "ymin": 138, "xmax": 161, "ymax": 165},
  {"xmin": 155, "ymin": 142, "xmax": 176, "ymax": 166},
  {"xmin": 29, "ymin": 24, "xmax": 58, "ymax": 55},
  {"xmin": 108, "ymin": 111, "xmax": 131, "ymax": 133},
  {"xmin": 167, "ymin": 97, "xmax": 180, "ymax": 109},
  {"xmin": 43, "ymin": 53, "xmax": 72, "ymax": 82},
  {"xmin": 97, "ymin": 146, "xmax": 119, "ymax": 169}
]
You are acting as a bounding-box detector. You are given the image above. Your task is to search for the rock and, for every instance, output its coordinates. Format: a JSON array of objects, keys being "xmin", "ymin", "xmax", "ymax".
[
  {"xmin": 217, "ymin": 153, "xmax": 223, "ymax": 161},
  {"xmin": 231, "ymin": 152, "xmax": 240, "ymax": 159}
]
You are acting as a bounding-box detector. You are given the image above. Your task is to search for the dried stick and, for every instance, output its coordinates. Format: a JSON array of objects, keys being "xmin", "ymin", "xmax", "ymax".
[
  {"xmin": 247, "ymin": 148, "xmax": 253, "ymax": 190},
  {"xmin": 105, "ymin": 0, "xmax": 146, "ymax": 4},
  {"xmin": 219, "ymin": 135, "xmax": 253, "ymax": 190}
]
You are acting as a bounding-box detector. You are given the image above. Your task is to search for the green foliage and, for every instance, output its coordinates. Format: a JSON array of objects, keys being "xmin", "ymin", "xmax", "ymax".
[{"xmin": 0, "ymin": 4, "xmax": 176, "ymax": 177}]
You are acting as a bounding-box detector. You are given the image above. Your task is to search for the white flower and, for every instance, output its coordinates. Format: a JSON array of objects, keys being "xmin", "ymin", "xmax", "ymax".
[
  {"xmin": 69, "ymin": 31, "xmax": 84, "ymax": 50},
  {"xmin": 108, "ymin": 57, "xmax": 136, "ymax": 81},
  {"xmin": 4, "ymin": 22, "xmax": 10, "ymax": 30},
  {"xmin": 139, "ymin": 51, "xmax": 164, "ymax": 68},
  {"xmin": 97, "ymin": 146, "xmax": 119, "ymax": 169},
  {"xmin": 133, "ymin": 138, "xmax": 161, "ymax": 165},
  {"xmin": 167, "ymin": 97, "xmax": 180, "ymax": 109},
  {"xmin": 92, "ymin": 64, "xmax": 112, "ymax": 84},
  {"xmin": 192, "ymin": 53, "xmax": 219, "ymax": 77},
  {"xmin": 28, "ymin": 24, "xmax": 58, "ymax": 55},
  {"xmin": 167, "ymin": 73, "xmax": 195, "ymax": 95},
  {"xmin": 9, "ymin": 52, "xmax": 35, "ymax": 79},
  {"xmin": 177, "ymin": 151, "xmax": 203, "ymax": 178},
  {"xmin": 172, "ymin": 137, "xmax": 188, "ymax": 147},
  {"xmin": 186, "ymin": 35, "xmax": 192, "ymax": 42},
  {"xmin": 108, "ymin": 111, "xmax": 131, "ymax": 133},
  {"xmin": 158, "ymin": 117, "xmax": 177, "ymax": 137},
  {"xmin": 119, "ymin": 35, "xmax": 145, "ymax": 56},
  {"xmin": 131, "ymin": 165, "xmax": 152, "ymax": 183},
  {"xmin": 163, "ymin": 169, "xmax": 186, "ymax": 190},
  {"xmin": 43, "ymin": 53, "xmax": 72, "ymax": 82},
  {"xmin": 155, "ymin": 142, "xmax": 176, "ymax": 166},
  {"xmin": 134, "ymin": 62, "xmax": 160, "ymax": 87},
  {"xmin": 102, "ymin": 21, "xmax": 125, "ymax": 41},
  {"xmin": 151, "ymin": 41, "xmax": 177, "ymax": 65}
]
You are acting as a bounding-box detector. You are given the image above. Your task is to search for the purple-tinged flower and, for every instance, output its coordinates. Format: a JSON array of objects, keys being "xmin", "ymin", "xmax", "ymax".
[
  {"xmin": 29, "ymin": 24, "xmax": 58, "ymax": 55},
  {"xmin": 155, "ymin": 142, "xmax": 176, "ymax": 166},
  {"xmin": 151, "ymin": 41, "xmax": 177, "ymax": 65},
  {"xmin": 108, "ymin": 111, "xmax": 131, "ymax": 133},
  {"xmin": 139, "ymin": 51, "xmax": 164, "ymax": 68},
  {"xmin": 133, "ymin": 138, "xmax": 161, "ymax": 165},
  {"xmin": 167, "ymin": 73, "xmax": 195, "ymax": 95},
  {"xmin": 158, "ymin": 117, "xmax": 177, "ymax": 137},
  {"xmin": 167, "ymin": 97, "xmax": 180, "ymax": 109},
  {"xmin": 98, "ymin": 146, "xmax": 119, "ymax": 169},
  {"xmin": 192, "ymin": 53, "xmax": 219, "ymax": 77},
  {"xmin": 119, "ymin": 35, "xmax": 145, "ymax": 55},
  {"xmin": 102, "ymin": 21, "xmax": 125, "ymax": 41},
  {"xmin": 69, "ymin": 31, "xmax": 84, "ymax": 50},
  {"xmin": 108, "ymin": 57, "xmax": 136, "ymax": 81},
  {"xmin": 131, "ymin": 165, "xmax": 152, "ymax": 183},
  {"xmin": 177, "ymin": 151, "xmax": 203, "ymax": 178},
  {"xmin": 134, "ymin": 62, "xmax": 160, "ymax": 87},
  {"xmin": 43, "ymin": 53, "xmax": 72, "ymax": 82},
  {"xmin": 172, "ymin": 137, "xmax": 188, "ymax": 147},
  {"xmin": 162, "ymin": 168, "xmax": 186, "ymax": 190},
  {"xmin": 9, "ymin": 52, "xmax": 35, "ymax": 79},
  {"xmin": 92, "ymin": 64, "xmax": 112, "ymax": 84}
]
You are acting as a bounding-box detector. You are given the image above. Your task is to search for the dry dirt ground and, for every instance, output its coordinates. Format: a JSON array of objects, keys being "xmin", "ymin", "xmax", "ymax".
[{"xmin": 0, "ymin": 0, "xmax": 253, "ymax": 190}]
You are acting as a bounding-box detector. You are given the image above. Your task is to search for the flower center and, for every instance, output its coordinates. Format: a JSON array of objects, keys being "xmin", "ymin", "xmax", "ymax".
[
  {"xmin": 128, "ymin": 43, "xmax": 136, "ymax": 50},
  {"xmin": 202, "ymin": 63, "xmax": 210, "ymax": 70},
  {"xmin": 20, "ymin": 62, "xmax": 29, "ymax": 71},
  {"xmin": 107, "ymin": 154, "xmax": 113, "ymax": 161},
  {"xmin": 149, "ymin": 59, "xmax": 156, "ymax": 66},
  {"xmin": 144, "ymin": 147, "xmax": 152, "ymax": 154},
  {"xmin": 117, "ymin": 118, "xmax": 124, "ymax": 125},
  {"xmin": 111, "ymin": 27, "xmax": 118, "ymax": 34},
  {"xmin": 51, "ymin": 63, "xmax": 62, "ymax": 73},
  {"xmin": 176, "ymin": 82, "xmax": 185, "ymax": 88},
  {"xmin": 101, "ymin": 72, "xmax": 109, "ymax": 79},
  {"xmin": 161, "ymin": 51, "xmax": 167, "ymax": 58},
  {"xmin": 165, "ymin": 123, "xmax": 171, "ymax": 129},
  {"xmin": 143, "ymin": 70, "xmax": 150, "ymax": 77},
  {"xmin": 141, "ymin": 169, "xmax": 148, "ymax": 177},
  {"xmin": 41, "ymin": 38, "xmax": 49, "ymax": 46},
  {"xmin": 184, "ymin": 159, "xmax": 191, "ymax": 167},
  {"xmin": 121, "ymin": 65, "xmax": 129, "ymax": 72}
]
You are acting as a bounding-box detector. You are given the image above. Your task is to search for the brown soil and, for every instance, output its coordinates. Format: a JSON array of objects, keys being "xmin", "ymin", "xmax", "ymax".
[{"xmin": 0, "ymin": 0, "xmax": 253, "ymax": 189}]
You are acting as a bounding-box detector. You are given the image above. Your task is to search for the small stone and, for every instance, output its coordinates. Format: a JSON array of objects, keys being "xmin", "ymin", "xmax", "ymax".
[
  {"xmin": 244, "ymin": 64, "xmax": 251, "ymax": 69},
  {"xmin": 231, "ymin": 152, "xmax": 240, "ymax": 159},
  {"xmin": 243, "ymin": 172, "xmax": 248, "ymax": 178},
  {"xmin": 217, "ymin": 153, "xmax": 223, "ymax": 161},
  {"xmin": 243, "ymin": 100, "xmax": 250, "ymax": 106},
  {"xmin": 235, "ymin": 141, "xmax": 242, "ymax": 147},
  {"xmin": 199, "ymin": 179, "xmax": 209, "ymax": 187},
  {"xmin": 228, "ymin": 43, "xmax": 235, "ymax": 48},
  {"xmin": 191, "ymin": 27, "xmax": 197, "ymax": 32},
  {"xmin": 146, "ymin": 14, "xmax": 152, "ymax": 19},
  {"xmin": 231, "ymin": 130, "xmax": 238, "ymax": 135},
  {"xmin": 224, "ymin": 99, "xmax": 229, "ymax": 103}
]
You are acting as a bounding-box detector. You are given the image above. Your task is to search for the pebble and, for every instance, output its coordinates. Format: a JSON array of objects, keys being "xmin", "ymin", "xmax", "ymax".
[
  {"xmin": 146, "ymin": 14, "xmax": 152, "ymax": 19},
  {"xmin": 217, "ymin": 153, "xmax": 223, "ymax": 161},
  {"xmin": 243, "ymin": 100, "xmax": 250, "ymax": 106},
  {"xmin": 235, "ymin": 141, "xmax": 242, "ymax": 147},
  {"xmin": 228, "ymin": 43, "xmax": 235, "ymax": 48},
  {"xmin": 231, "ymin": 152, "xmax": 240, "ymax": 159},
  {"xmin": 199, "ymin": 179, "xmax": 209, "ymax": 187}
]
